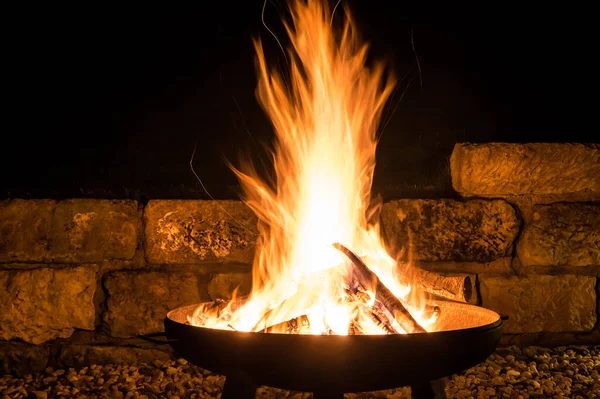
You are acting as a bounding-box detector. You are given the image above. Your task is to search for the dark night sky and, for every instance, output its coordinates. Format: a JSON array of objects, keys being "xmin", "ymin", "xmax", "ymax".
[{"xmin": 3, "ymin": 2, "xmax": 596, "ymax": 201}]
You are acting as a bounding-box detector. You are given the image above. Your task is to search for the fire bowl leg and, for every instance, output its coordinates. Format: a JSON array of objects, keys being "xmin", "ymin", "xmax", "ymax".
[
  {"xmin": 221, "ymin": 371, "xmax": 258, "ymax": 399},
  {"xmin": 411, "ymin": 379, "xmax": 447, "ymax": 399}
]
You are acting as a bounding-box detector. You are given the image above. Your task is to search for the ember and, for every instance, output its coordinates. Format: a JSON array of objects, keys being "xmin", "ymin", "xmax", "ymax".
[{"xmin": 188, "ymin": 0, "xmax": 442, "ymax": 336}]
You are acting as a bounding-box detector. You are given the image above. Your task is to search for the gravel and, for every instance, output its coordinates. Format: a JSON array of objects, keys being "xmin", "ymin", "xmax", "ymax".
[{"xmin": 0, "ymin": 345, "xmax": 598, "ymax": 399}]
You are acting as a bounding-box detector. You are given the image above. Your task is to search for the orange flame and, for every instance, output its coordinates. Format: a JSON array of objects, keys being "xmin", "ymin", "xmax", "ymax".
[{"xmin": 189, "ymin": 0, "xmax": 435, "ymax": 334}]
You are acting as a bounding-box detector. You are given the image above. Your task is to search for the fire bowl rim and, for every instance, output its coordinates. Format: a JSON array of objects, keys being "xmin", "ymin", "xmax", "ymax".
[{"xmin": 166, "ymin": 300, "xmax": 502, "ymax": 336}]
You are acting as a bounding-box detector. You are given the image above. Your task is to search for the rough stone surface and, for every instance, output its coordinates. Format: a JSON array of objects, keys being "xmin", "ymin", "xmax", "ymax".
[
  {"xmin": 0, "ymin": 266, "xmax": 97, "ymax": 344},
  {"xmin": 0, "ymin": 342, "xmax": 50, "ymax": 376},
  {"xmin": 208, "ymin": 271, "xmax": 252, "ymax": 300},
  {"xmin": 0, "ymin": 199, "xmax": 139, "ymax": 263},
  {"xmin": 0, "ymin": 199, "xmax": 55, "ymax": 263},
  {"xmin": 103, "ymin": 271, "xmax": 207, "ymax": 337},
  {"xmin": 144, "ymin": 200, "xmax": 258, "ymax": 265},
  {"xmin": 517, "ymin": 203, "xmax": 600, "ymax": 267},
  {"xmin": 480, "ymin": 274, "xmax": 597, "ymax": 333},
  {"xmin": 451, "ymin": 143, "xmax": 600, "ymax": 200},
  {"xmin": 381, "ymin": 199, "xmax": 520, "ymax": 262},
  {"xmin": 49, "ymin": 199, "xmax": 140, "ymax": 263},
  {"xmin": 59, "ymin": 345, "xmax": 173, "ymax": 368}
]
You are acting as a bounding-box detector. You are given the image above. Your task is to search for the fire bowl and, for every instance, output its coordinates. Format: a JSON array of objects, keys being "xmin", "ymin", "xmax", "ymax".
[{"xmin": 163, "ymin": 300, "xmax": 502, "ymax": 399}]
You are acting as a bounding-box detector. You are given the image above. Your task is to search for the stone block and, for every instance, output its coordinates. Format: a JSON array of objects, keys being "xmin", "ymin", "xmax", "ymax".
[
  {"xmin": 451, "ymin": 143, "xmax": 600, "ymax": 200},
  {"xmin": 0, "ymin": 266, "xmax": 97, "ymax": 344},
  {"xmin": 144, "ymin": 200, "xmax": 258, "ymax": 264},
  {"xmin": 48, "ymin": 199, "xmax": 140, "ymax": 263},
  {"xmin": 480, "ymin": 274, "xmax": 597, "ymax": 333},
  {"xmin": 0, "ymin": 199, "xmax": 140, "ymax": 263},
  {"xmin": 103, "ymin": 271, "xmax": 208, "ymax": 337},
  {"xmin": 517, "ymin": 203, "xmax": 600, "ymax": 267},
  {"xmin": 0, "ymin": 199, "xmax": 55, "ymax": 262},
  {"xmin": 381, "ymin": 199, "xmax": 519, "ymax": 262}
]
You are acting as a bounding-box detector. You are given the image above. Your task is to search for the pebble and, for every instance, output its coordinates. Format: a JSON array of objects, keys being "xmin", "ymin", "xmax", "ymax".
[{"xmin": 0, "ymin": 345, "xmax": 598, "ymax": 398}]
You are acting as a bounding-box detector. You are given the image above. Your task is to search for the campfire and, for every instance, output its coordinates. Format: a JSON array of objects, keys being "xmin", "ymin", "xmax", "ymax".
[
  {"xmin": 186, "ymin": 0, "xmax": 468, "ymax": 337},
  {"xmin": 159, "ymin": 1, "xmax": 502, "ymax": 398}
]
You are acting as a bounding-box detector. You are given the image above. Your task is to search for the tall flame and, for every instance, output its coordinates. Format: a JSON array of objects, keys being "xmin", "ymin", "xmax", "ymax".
[{"xmin": 190, "ymin": 0, "xmax": 432, "ymax": 334}]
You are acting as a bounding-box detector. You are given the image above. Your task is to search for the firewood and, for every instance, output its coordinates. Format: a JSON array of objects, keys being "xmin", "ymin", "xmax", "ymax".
[
  {"xmin": 257, "ymin": 315, "xmax": 311, "ymax": 334},
  {"xmin": 333, "ymin": 243, "xmax": 426, "ymax": 333},
  {"xmin": 365, "ymin": 302, "xmax": 400, "ymax": 334},
  {"xmin": 250, "ymin": 268, "xmax": 345, "ymax": 332},
  {"xmin": 397, "ymin": 264, "xmax": 473, "ymax": 303},
  {"xmin": 250, "ymin": 296, "xmax": 307, "ymax": 333},
  {"xmin": 251, "ymin": 303, "xmax": 281, "ymax": 332},
  {"xmin": 348, "ymin": 322, "xmax": 358, "ymax": 335},
  {"xmin": 344, "ymin": 287, "xmax": 400, "ymax": 334}
]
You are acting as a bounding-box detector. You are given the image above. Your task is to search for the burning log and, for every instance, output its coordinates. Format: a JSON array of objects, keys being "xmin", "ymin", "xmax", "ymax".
[
  {"xmin": 366, "ymin": 302, "xmax": 401, "ymax": 334},
  {"xmin": 333, "ymin": 243, "xmax": 426, "ymax": 333},
  {"xmin": 250, "ymin": 296, "xmax": 306, "ymax": 333},
  {"xmin": 344, "ymin": 288, "xmax": 400, "ymax": 334},
  {"xmin": 258, "ymin": 315, "xmax": 311, "ymax": 334},
  {"xmin": 348, "ymin": 321, "xmax": 358, "ymax": 335},
  {"xmin": 251, "ymin": 303, "xmax": 281, "ymax": 332},
  {"xmin": 397, "ymin": 264, "xmax": 473, "ymax": 303}
]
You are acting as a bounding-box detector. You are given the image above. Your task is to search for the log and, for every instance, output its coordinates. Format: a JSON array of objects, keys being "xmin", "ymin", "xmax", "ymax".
[
  {"xmin": 251, "ymin": 300, "xmax": 287, "ymax": 332},
  {"xmin": 258, "ymin": 315, "xmax": 311, "ymax": 334},
  {"xmin": 366, "ymin": 302, "xmax": 401, "ymax": 334},
  {"xmin": 348, "ymin": 322, "xmax": 358, "ymax": 335},
  {"xmin": 250, "ymin": 294, "xmax": 311, "ymax": 332},
  {"xmin": 333, "ymin": 243, "xmax": 426, "ymax": 333},
  {"xmin": 344, "ymin": 287, "xmax": 400, "ymax": 334},
  {"xmin": 250, "ymin": 268, "xmax": 346, "ymax": 332},
  {"xmin": 397, "ymin": 265, "xmax": 473, "ymax": 303}
]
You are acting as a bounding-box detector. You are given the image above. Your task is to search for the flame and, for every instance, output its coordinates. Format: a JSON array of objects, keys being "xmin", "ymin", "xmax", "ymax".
[{"xmin": 189, "ymin": 0, "xmax": 436, "ymax": 334}]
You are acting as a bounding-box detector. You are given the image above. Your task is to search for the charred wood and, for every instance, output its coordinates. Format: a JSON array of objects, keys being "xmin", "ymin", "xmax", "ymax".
[
  {"xmin": 333, "ymin": 243, "xmax": 426, "ymax": 333},
  {"xmin": 344, "ymin": 288, "xmax": 400, "ymax": 334}
]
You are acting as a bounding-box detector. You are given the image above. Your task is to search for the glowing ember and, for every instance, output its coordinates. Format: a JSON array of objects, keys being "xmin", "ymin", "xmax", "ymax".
[{"xmin": 189, "ymin": 0, "xmax": 437, "ymax": 334}]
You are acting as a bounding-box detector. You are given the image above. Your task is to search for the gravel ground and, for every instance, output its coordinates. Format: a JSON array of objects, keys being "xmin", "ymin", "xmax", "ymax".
[{"xmin": 0, "ymin": 345, "xmax": 598, "ymax": 399}]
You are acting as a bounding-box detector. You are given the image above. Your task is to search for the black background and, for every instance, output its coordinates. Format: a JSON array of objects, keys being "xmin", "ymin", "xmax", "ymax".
[{"xmin": 3, "ymin": 2, "xmax": 596, "ymax": 201}]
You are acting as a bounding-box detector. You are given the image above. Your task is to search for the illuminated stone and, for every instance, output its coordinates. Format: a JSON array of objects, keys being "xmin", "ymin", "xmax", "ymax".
[
  {"xmin": 381, "ymin": 199, "xmax": 519, "ymax": 262},
  {"xmin": 0, "ymin": 199, "xmax": 139, "ymax": 263},
  {"xmin": 144, "ymin": 200, "xmax": 258, "ymax": 264},
  {"xmin": 0, "ymin": 266, "xmax": 96, "ymax": 344},
  {"xmin": 480, "ymin": 274, "xmax": 596, "ymax": 333},
  {"xmin": 517, "ymin": 203, "xmax": 600, "ymax": 267},
  {"xmin": 103, "ymin": 271, "xmax": 207, "ymax": 337},
  {"xmin": 451, "ymin": 143, "xmax": 600, "ymax": 200}
]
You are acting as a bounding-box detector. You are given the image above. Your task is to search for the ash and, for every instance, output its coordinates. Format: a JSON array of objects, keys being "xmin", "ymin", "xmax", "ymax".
[{"xmin": 0, "ymin": 346, "xmax": 598, "ymax": 398}]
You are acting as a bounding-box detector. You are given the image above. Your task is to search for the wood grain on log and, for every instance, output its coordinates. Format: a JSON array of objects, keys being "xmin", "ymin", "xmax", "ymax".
[
  {"xmin": 398, "ymin": 265, "xmax": 472, "ymax": 303},
  {"xmin": 333, "ymin": 243, "xmax": 426, "ymax": 333}
]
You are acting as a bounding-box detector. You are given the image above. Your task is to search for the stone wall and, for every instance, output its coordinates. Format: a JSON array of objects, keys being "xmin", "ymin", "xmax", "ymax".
[{"xmin": 1, "ymin": 143, "xmax": 598, "ymax": 374}]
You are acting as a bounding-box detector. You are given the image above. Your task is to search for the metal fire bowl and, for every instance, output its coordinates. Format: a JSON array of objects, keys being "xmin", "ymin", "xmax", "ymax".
[{"xmin": 164, "ymin": 301, "xmax": 502, "ymax": 394}]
